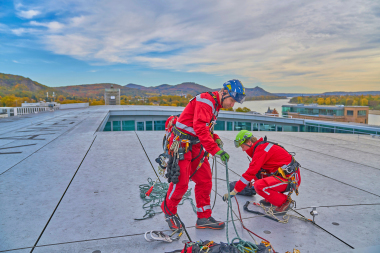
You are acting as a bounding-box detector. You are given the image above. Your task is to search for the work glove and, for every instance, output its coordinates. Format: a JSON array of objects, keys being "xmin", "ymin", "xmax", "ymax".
[
  {"xmin": 222, "ymin": 189, "xmax": 237, "ymax": 202},
  {"xmin": 216, "ymin": 150, "xmax": 230, "ymax": 163},
  {"xmin": 215, "ymin": 138, "xmax": 224, "ymax": 149}
]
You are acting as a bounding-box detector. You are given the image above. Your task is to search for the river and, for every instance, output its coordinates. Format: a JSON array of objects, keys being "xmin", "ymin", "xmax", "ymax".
[{"xmin": 234, "ymin": 98, "xmax": 380, "ymax": 126}]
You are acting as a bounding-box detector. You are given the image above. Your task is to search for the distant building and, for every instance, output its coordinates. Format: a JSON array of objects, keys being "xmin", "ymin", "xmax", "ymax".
[
  {"xmin": 104, "ymin": 85, "xmax": 120, "ymax": 105},
  {"xmin": 247, "ymin": 111, "xmax": 262, "ymax": 115},
  {"xmin": 265, "ymin": 107, "xmax": 279, "ymax": 117},
  {"xmin": 282, "ymin": 104, "xmax": 369, "ymax": 124},
  {"xmin": 22, "ymin": 101, "xmax": 60, "ymax": 110}
]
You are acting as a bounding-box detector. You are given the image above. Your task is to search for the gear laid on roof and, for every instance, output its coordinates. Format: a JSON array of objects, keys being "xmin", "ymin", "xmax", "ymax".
[
  {"xmin": 165, "ymin": 240, "xmax": 273, "ymax": 253},
  {"xmin": 135, "ymin": 178, "xmax": 196, "ymax": 221}
]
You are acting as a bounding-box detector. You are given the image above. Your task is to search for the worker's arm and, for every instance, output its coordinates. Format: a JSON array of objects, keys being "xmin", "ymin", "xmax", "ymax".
[
  {"xmin": 193, "ymin": 102, "xmax": 220, "ymax": 156},
  {"xmin": 234, "ymin": 150, "xmax": 268, "ymax": 192}
]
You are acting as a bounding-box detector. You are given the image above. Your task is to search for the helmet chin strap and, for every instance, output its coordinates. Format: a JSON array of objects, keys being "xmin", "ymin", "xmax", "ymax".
[
  {"xmin": 221, "ymin": 91, "xmax": 231, "ymax": 108},
  {"xmin": 242, "ymin": 143, "xmax": 252, "ymax": 148}
]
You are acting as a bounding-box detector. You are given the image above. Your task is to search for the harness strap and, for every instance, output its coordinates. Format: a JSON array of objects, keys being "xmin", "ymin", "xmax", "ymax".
[{"xmin": 172, "ymin": 126, "xmax": 200, "ymax": 143}]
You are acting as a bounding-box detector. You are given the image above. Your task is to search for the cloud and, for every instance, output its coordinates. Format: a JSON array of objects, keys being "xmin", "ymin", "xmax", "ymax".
[
  {"xmin": 11, "ymin": 28, "xmax": 27, "ymax": 35},
  {"xmin": 10, "ymin": 0, "xmax": 380, "ymax": 90},
  {"xmin": 30, "ymin": 21, "xmax": 64, "ymax": 31},
  {"xmin": 17, "ymin": 9, "xmax": 40, "ymax": 19}
]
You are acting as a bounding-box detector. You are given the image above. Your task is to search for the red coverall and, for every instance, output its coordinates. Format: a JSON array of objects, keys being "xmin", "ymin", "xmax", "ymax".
[
  {"xmin": 234, "ymin": 138, "xmax": 301, "ymax": 207},
  {"xmin": 161, "ymin": 92, "xmax": 221, "ymax": 218}
]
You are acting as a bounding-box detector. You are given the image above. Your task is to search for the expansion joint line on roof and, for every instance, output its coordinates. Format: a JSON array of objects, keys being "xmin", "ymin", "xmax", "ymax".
[
  {"xmin": 0, "ymin": 116, "xmax": 88, "ymax": 177},
  {"xmin": 29, "ymin": 135, "xmax": 98, "ymax": 253},
  {"xmin": 291, "ymin": 209, "xmax": 355, "ymax": 249},
  {"xmin": 0, "ymin": 111, "xmax": 74, "ymax": 137}
]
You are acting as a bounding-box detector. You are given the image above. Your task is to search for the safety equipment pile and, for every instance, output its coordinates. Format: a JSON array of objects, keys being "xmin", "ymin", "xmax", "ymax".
[{"xmin": 135, "ymin": 178, "xmax": 196, "ymax": 220}]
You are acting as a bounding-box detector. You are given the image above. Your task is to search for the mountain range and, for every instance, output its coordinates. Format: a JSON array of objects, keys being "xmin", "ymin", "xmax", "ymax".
[
  {"xmin": 0, "ymin": 73, "xmax": 283, "ymax": 98},
  {"xmin": 2, "ymin": 72, "xmax": 379, "ymax": 100}
]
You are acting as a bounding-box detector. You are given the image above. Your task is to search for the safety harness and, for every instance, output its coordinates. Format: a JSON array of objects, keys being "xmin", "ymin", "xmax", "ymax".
[{"xmin": 252, "ymin": 136, "xmax": 301, "ymax": 200}]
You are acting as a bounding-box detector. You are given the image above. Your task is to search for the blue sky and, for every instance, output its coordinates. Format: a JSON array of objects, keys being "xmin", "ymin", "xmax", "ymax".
[{"xmin": 1, "ymin": 0, "xmax": 379, "ymax": 92}]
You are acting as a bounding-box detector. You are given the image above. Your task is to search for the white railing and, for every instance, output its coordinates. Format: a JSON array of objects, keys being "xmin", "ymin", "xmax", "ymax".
[{"xmin": 0, "ymin": 107, "xmax": 50, "ymax": 117}]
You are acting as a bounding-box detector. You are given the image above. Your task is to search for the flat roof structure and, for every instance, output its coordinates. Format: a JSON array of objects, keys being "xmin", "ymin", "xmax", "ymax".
[{"xmin": 1, "ymin": 105, "xmax": 380, "ymax": 253}]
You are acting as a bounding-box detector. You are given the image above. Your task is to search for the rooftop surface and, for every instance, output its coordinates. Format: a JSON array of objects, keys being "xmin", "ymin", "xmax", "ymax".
[{"xmin": 1, "ymin": 106, "xmax": 380, "ymax": 253}]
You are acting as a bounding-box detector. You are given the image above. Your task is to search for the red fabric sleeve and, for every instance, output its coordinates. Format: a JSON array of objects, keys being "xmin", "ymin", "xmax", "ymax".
[
  {"xmin": 213, "ymin": 133, "xmax": 220, "ymax": 141},
  {"xmin": 234, "ymin": 149, "xmax": 268, "ymax": 192},
  {"xmin": 193, "ymin": 103, "xmax": 220, "ymax": 156}
]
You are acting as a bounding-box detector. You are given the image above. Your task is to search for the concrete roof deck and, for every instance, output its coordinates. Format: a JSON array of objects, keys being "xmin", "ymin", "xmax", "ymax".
[{"xmin": 1, "ymin": 106, "xmax": 380, "ymax": 253}]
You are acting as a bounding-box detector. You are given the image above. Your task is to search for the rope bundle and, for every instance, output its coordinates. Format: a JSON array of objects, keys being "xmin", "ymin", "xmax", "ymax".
[{"xmin": 135, "ymin": 178, "xmax": 196, "ymax": 220}]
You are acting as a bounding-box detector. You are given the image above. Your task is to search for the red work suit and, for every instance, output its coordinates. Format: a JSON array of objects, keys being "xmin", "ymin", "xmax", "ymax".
[
  {"xmin": 161, "ymin": 91, "xmax": 221, "ymax": 218},
  {"xmin": 234, "ymin": 138, "xmax": 301, "ymax": 207}
]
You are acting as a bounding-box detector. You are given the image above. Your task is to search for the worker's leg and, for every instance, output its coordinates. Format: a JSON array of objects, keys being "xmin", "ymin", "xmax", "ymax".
[
  {"xmin": 161, "ymin": 151, "xmax": 192, "ymax": 216},
  {"xmin": 190, "ymin": 147, "xmax": 212, "ymax": 219},
  {"xmin": 254, "ymin": 176, "xmax": 288, "ymax": 207}
]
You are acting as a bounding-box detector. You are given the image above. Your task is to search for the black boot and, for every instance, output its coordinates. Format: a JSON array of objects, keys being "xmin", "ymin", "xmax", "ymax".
[
  {"xmin": 273, "ymin": 200, "xmax": 292, "ymax": 215},
  {"xmin": 196, "ymin": 216, "xmax": 225, "ymax": 230},
  {"xmin": 259, "ymin": 199, "xmax": 272, "ymax": 207},
  {"xmin": 165, "ymin": 214, "xmax": 182, "ymax": 231}
]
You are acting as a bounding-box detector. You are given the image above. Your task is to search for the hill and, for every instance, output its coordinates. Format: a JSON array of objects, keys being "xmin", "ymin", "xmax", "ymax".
[
  {"xmin": 125, "ymin": 82, "xmax": 283, "ymax": 98},
  {"xmin": 125, "ymin": 82, "xmax": 212, "ymax": 96},
  {"xmin": 245, "ymin": 86, "xmax": 277, "ymax": 97},
  {"xmin": 0, "ymin": 73, "xmax": 64, "ymax": 100},
  {"xmin": 0, "ymin": 73, "xmax": 51, "ymax": 92},
  {"xmin": 56, "ymin": 83, "xmax": 147, "ymax": 98}
]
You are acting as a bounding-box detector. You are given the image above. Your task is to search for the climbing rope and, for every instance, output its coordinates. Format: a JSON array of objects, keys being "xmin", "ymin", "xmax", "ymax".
[
  {"xmin": 224, "ymin": 161, "xmax": 259, "ymax": 253},
  {"xmin": 135, "ymin": 177, "xmax": 197, "ymax": 220},
  {"xmin": 211, "ymin": 156, "xmax": 218, "ymax": 210}
]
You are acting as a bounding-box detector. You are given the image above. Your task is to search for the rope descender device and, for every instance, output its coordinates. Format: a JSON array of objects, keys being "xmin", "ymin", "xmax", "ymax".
[{"xmin": 144, "ymin": 228, "xmax": 183, "ymax": 243}]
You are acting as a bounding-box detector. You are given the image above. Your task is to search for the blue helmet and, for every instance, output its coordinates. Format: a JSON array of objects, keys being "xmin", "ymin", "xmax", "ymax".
[{"xmin": 223, "ymin": 79, "xmax": 246, "ymax": 103}]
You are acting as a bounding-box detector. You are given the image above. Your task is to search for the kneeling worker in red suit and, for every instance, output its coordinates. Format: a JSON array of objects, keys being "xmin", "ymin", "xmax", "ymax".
[{"xmin": 223, "ymin": 130, "xmax": 301, "ymax": 214}]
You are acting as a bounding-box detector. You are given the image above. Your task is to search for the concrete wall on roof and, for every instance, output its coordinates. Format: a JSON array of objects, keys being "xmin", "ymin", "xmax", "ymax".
[{"xmin": 60, "ymin": 103, "xmax": 89, "ymax": 110}]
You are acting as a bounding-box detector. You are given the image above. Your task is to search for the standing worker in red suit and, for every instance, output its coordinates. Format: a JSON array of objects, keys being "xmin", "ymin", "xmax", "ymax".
[
  {"xmin": 223, "ymin": 130, "xmax": 301, "ymax": 214},
  {"xmin": 162, "ymin": 80, "xmax": 246, "ymax": 230}
]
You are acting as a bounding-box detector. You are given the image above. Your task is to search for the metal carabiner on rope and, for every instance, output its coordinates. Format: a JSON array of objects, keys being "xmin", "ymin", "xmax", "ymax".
[{"xmin": 144, "ymin": 228, "xmax": 183, "ymax": 243}]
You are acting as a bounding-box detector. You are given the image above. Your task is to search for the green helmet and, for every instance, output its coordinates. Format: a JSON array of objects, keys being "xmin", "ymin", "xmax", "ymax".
[{"xmin": 234, "ymin": 130, "xmax": 253, "ymax": 148}]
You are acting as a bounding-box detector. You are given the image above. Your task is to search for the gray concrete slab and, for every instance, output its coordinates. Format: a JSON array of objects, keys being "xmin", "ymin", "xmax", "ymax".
[
  {"xmin": 297, "ymin": 205, "xmax": 380, "ymax": 250},
  {"xmin": 36, "ymin": 133, "xmax": 160, "ymax": 245},
  {"xmin": 268, "ymin": 132, "xmax": 380, "ymax": 170},
  {"xmin": 0, "ymin": 133, "xmax": 96, "ymax": 251}
]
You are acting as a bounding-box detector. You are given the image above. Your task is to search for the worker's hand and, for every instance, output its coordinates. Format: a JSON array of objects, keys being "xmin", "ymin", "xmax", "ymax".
[
  {"xmin": 216, "ymin": 150, "xmax": 230, "ymax": 163},
  {"xmin": 215, "ymin": 139, "xmax": 224, "ymax": 149},
  {"xmin": 222, "ymin": 189, "xmax": 237, "ymax": 202}
]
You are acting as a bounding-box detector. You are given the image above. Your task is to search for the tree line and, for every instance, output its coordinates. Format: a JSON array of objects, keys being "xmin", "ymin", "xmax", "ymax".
[{"xmin": 289, "ymin": 95, "xmax": 380, "ymax": 110}]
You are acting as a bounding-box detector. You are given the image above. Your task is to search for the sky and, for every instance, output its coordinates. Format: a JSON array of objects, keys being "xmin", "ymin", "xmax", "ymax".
[{"xmin": 0, "ymin": 0, "xmax": 379, "ymax": 92}]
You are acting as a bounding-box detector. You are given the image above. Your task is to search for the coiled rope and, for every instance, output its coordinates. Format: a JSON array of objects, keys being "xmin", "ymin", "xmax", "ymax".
[
  {"xmin": 225, "ymin": 161, "xmax": 259, "ymax": 253},
  {"xmin": 135, "ymin": 177, "xmax": 197, "ymax": 220}
]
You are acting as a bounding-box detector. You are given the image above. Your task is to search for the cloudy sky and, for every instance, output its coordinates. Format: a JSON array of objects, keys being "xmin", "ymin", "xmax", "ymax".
[{"xmin": 1, "ymin": 0, "xmax": 379, "ymax": 92}]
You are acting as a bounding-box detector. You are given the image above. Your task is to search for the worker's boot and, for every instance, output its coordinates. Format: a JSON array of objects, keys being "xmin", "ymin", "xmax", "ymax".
[
  {"xmin": 165, "ymin": 214, "xmax": 182, "ymax": 231},
  {"xmin": 259, "ymin": 199, "xmax": 272, "ymax": 207},
  {"xmin": 196, "ymin": 216, "xmax": 225, "ymax": 230},
  {"xmin": 273, "ymin": 200, "xmax": 292, "ymax": 215}
]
